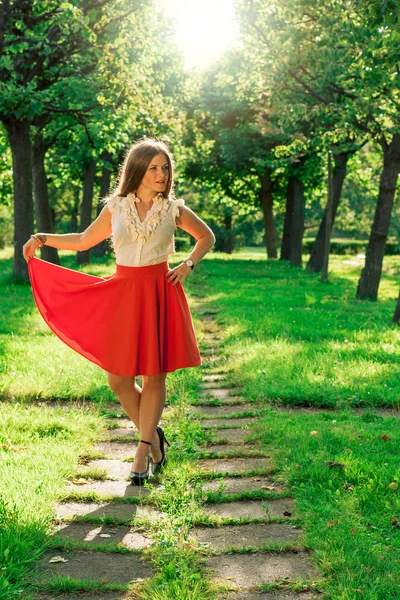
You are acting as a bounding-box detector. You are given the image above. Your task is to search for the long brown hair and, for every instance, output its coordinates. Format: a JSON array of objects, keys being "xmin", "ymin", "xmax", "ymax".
[{"xmin": 109, "ymin": 138, "xmax": 175, "ymax": 200}]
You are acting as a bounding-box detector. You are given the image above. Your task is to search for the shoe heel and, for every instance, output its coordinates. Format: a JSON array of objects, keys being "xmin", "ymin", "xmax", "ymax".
[
  {"xmin": 130, "ymin": 440, "xmax": 152, "ymax": 486},
  {"xmin": 151, "ymin": 427, "xmax": 170, "ymax": 475}
]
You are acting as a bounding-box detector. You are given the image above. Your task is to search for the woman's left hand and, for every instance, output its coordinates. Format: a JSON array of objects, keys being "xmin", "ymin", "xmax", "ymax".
[{"xmin": 166, "ymin": 263, "xmax": 191, "ymax": 286}]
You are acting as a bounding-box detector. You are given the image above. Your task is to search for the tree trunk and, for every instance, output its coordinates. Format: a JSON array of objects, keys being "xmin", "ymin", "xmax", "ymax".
[
  {"xmin": 356, "ymin": 133, "xmax": 400, "ymax": 300},
  {"xmin": 290, "ymin": 178, "xmax": 304, "ymax": 267},
  {"xmin": 32, "ymin": 132, "xmax": 60, "ymax": 265},
  {"xmin": 307, "ymin": 151, "xmax": 349, "ymax": 273},
  {"xmin": 223, "ymin": 212, "xmax": 234, "ymax": 254},
  {"xmin": 92, "ymin": 153, "xmax": 112, "ymax": 257},
  {"xmin": 3, "ymin": 118, "xmax": 34, "ymax": 280},
  {"xmin": 70, "ymin": 187, "xmax": 80, "ymax": 233},
  {"xmin": 393, "ymin": 291, "xmax": 400, "ymax": 324},
  {"xmin": 77, "ymin": 158, "xmax": 96, "ymax": 265},
  {"xmin": 280, "ymin": 175, "xmax": 295, "ymax": 260},
  {"xmin": 259, "ymin": 169, "xmax": 278, "ymax": 258}
]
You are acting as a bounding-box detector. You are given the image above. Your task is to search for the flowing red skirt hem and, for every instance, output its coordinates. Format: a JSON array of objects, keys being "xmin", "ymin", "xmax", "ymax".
[{"xmin": 28, "ymin": 257, "xmax": 202, "ymax": 377}]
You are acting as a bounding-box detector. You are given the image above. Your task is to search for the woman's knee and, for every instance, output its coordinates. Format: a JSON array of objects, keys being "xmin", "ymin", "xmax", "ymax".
[
  {"xmin": 142, "ymin": 373, "xmax": 167, "ymax": 387},
  {"xmin": 107, "ymin": 373, "xmax": 136, "ymax": 395}
]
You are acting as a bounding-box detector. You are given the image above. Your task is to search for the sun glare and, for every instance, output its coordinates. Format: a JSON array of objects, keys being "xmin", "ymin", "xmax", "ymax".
[{"xmin": 160, "ymin": 0, "xmax": 240, "ymax": 70}]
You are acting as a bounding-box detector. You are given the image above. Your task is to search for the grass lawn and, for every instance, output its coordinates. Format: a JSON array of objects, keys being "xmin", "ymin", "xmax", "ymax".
[
  {"xmin": 0, "ymin": 402, "xmax": 105, "ymax": 598},
  {"xmin": 199, "ymin": 249, "xmax": 399, "ymax": 409},
  {"xmin": 0, "ymin": 245, "xmax": 399, "ymax": 599},
  {"xmin": 196, "ymin": 248, "xmax": 400, "ymax": 599}
]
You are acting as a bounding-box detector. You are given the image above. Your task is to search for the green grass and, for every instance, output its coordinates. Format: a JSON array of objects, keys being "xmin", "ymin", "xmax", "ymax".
[
  {"xmin": 196, "ymin": 249, "xmax": 399, "ymax": 409},
  {"xmin": 0, "ymin": 402, "xmax": 104, "ymax": 599},
  {"xmin": 1, "ymin": 245, "xmax": 399, "ymax": 599},
  {"xmin": 246, "ymin": 409, "xmax": 400, "ymax": 598}
]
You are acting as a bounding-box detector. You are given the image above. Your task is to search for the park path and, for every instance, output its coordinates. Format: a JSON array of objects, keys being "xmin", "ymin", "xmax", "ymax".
[{"xmin": 34, "ymin": 302, "xmax": 323, "ymax": 600}]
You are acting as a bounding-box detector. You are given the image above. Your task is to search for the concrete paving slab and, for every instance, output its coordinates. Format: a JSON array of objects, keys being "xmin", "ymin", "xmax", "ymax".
[
  {"xmin": 209, "ymin": 428, "xmax": 257, "ymax": 444},
  {"xmin": 203, "ymin": 367, "xmax": 227, "ymax": 373},
  {"xmin": 102, "ymin": 405, "xmax": 126, "ymax": 416},
  {"xmin": 104, "ymin": 418, "xmax": 137, "ymax": 429},
  {"xmin": 54, "ymin": 502, "xmax": 157, "ymax": 521},
  {"xmin": 197, "ymin": 397, "xmax": 249, "ymax": 407},
  {"xmin": 201, "ymin": 418, "xmax": 256, "ymax": 428},
  {"xmin": 204, "ymin": 551, "xmax": 319, "ymax": 587},
  {"xmin": 203, "ymin": 477, "xmax": 286, "ymax": 495},
  {"xmin": 63, "ymin": 479, "xmax": 151, "ymax": 498},
  {"xmin": 36, "ymin": 549, "xmax": 152, "ymax": 584},
  {"xmin": 192, "ymin": 522, "xmax": 302, "ymax": 550},
  {"xmin": 199, "ymin": 458, "xmax": 271, "ymax": 475},
  {"xmin": 102, "ymin": 407, "xmax": 171, "ymax": 418},
  {"xmin": 204, "ymin": 498, "xmax": 296, "ymax": 519},
  {"xmin": 102, "ymin": 428, "xmax": 139, "ymax": 440},
  {"xmin": 93, "ymin": 441, "xmax": 138, "ymax": 459},
  {"xmin": 202, "ymin": 336, "xmax": 222, "ymax": 345},
  {"xmin": 202, "ymin": 357, "xmax": 221, "ymax": 365},
  {"xmin": 201, "ymin": 381, "xmax": 231, "ymax": 389},
  {"xmin": 193, "ymin": 404, "xmax": 263, "ymax": 417},
  {"xmin": 85, "ymin": 459, "xmax": 132, "ymax": 480},
  {"xmin": 203, "ymin": 444, "xmax": 268, "ymax": 456},
  {"xmin": 198, "ymin": 388, "xmax": 241, "ymax": 399},
  {"xmin": 202, "ymin": 374, "xmax": 226, "ymax": 382},
  {"xmin": 53, "ymin": 522, "xmax": 152, "ymax": 549},
  {"xmin": 201, "ymin": 347, "xmax": 220, "ymax": 356}
]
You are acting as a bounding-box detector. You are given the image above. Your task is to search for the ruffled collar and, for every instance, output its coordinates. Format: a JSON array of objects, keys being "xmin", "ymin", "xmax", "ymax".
[
  {"xmin": 117, "ymin": 191, "xmax": 170, "ymax": 243},
  {"xmin": 126, "ymin": 190, "xmax": 163, "ymax": 206}
]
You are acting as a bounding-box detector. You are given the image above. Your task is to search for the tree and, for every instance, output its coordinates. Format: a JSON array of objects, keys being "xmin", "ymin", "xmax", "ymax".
[
  {"xmin": 0, "ymin": 0, "xmax": 145, "ymax": 279},
  {"xmin": 393, "ymin": 292, "xmax": 400, "ymax": 325}
]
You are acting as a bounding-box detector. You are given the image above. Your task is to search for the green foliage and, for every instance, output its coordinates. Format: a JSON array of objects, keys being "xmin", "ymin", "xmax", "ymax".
[{"xmin": 303, "ymin": 238, "xmax": 400, "ymax": 256}]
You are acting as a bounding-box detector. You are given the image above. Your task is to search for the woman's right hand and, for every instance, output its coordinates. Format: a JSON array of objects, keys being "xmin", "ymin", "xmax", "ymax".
[{"xmin": 23, "ymin": 237, "xmax": 41, "ymax": 263}]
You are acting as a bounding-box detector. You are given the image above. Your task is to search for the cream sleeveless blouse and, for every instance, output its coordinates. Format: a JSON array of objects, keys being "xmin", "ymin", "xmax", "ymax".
[{"xmin": 105, "ymin": 193, "xmax": 185, "ymax": 267}]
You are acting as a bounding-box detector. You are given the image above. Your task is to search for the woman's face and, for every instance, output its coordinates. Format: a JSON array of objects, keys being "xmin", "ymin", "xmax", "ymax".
[{"xmin": 140, "ymin": 152, "xmax": 169, "ymax": 194}]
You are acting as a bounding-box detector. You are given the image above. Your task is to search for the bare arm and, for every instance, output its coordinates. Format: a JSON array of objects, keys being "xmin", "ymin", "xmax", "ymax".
[
  {"xmin": 23, "ymin": 205, "xmax": 112, "ymax": 262},
  {"xmin": 176, "ymin": 205, "xmax": 215, "ymax": 264},
  {"xmin": 166, "ymin": 204, "xmax": 215, "ymax": 285}
]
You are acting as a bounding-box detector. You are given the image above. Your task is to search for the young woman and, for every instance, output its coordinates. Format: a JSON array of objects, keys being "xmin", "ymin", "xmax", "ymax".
[{"xmin": 23, "ymin": 138, "xmax": 215, "ymax": 486}]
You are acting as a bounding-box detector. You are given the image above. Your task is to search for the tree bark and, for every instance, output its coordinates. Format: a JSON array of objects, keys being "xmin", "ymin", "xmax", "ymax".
[
  {"xmin": 280, "ymin": 175, "xmax": 295, "ymax": 260},
  {"xmin": 321, "ymin": 150, "xmax": 333, "ymax": 282},
  {"xmin": 393, "ymin": 291, "xmax": 400, "ymax": 324},
  {"xmin": 307, "ymin": 151, "xmax": 350, "ymax": 273},
  {"xmin": 32, "ymin": 132, "xmax": 60, "ymax": 265},
  {"xmin": 356, "ymin": 133, "xmax": 400, "ymax": 300},
  {"xmin": 0, "ymin": 0, "xmax": 10, "ymax": 58},
  {"xmin": 259, "ymin": 169, "xmax": 278, "ymax": 258},
  {"xmin": 92, "ymin": 152, "xmax": 112, "ymax": 257},
  {"xmin": 70, "ymin": 187, "xmax": 80, "ymax": 233},
  {"xmin": 3, "ymin": 118, "xmax": 34, "ymax": 280},
  {"xmin": 223, "ymin": 212, "xmax": 234, "ymax": 254},
  {"xmin": 77, "ymin": 158, "xmax": 96, "ymax": 265},
  {"xmin": 290, "ymin": 177, "xmax": 305, "ymax": 267}
]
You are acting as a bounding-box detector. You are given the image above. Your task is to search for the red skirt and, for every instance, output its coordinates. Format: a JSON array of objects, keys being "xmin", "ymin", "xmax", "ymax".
[{"xmin": 28, "ymin": 257, "xmax": 202, "ymax": 377}]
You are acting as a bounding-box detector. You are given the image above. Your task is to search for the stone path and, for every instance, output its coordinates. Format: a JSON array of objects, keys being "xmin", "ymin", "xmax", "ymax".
[
  {"xmin": 191, "ymin": 312, "xmax": 321, "ymax": 598},
  {"xmin": 33, "ymin": 301, "xmax": 398, "ymax": 599}
]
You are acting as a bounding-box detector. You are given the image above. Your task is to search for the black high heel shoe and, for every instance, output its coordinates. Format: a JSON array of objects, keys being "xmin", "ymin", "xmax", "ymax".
[
  {"xmin": 151, "ymin": 426, "xmax": 171, "ymax": 476},
  {"xmin": 130, "ymin": 440, "xmax": 152, "ymax": 486}
]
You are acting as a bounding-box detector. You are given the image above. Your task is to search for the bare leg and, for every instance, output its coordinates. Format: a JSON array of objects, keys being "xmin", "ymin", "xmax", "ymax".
[
  {"xmin": 107, "ymin": 373, "xmax": 163, "ymax": 467},
  {"xmin": 132, "ymin": 373, "xmax": 167, "ymax": 473}
]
